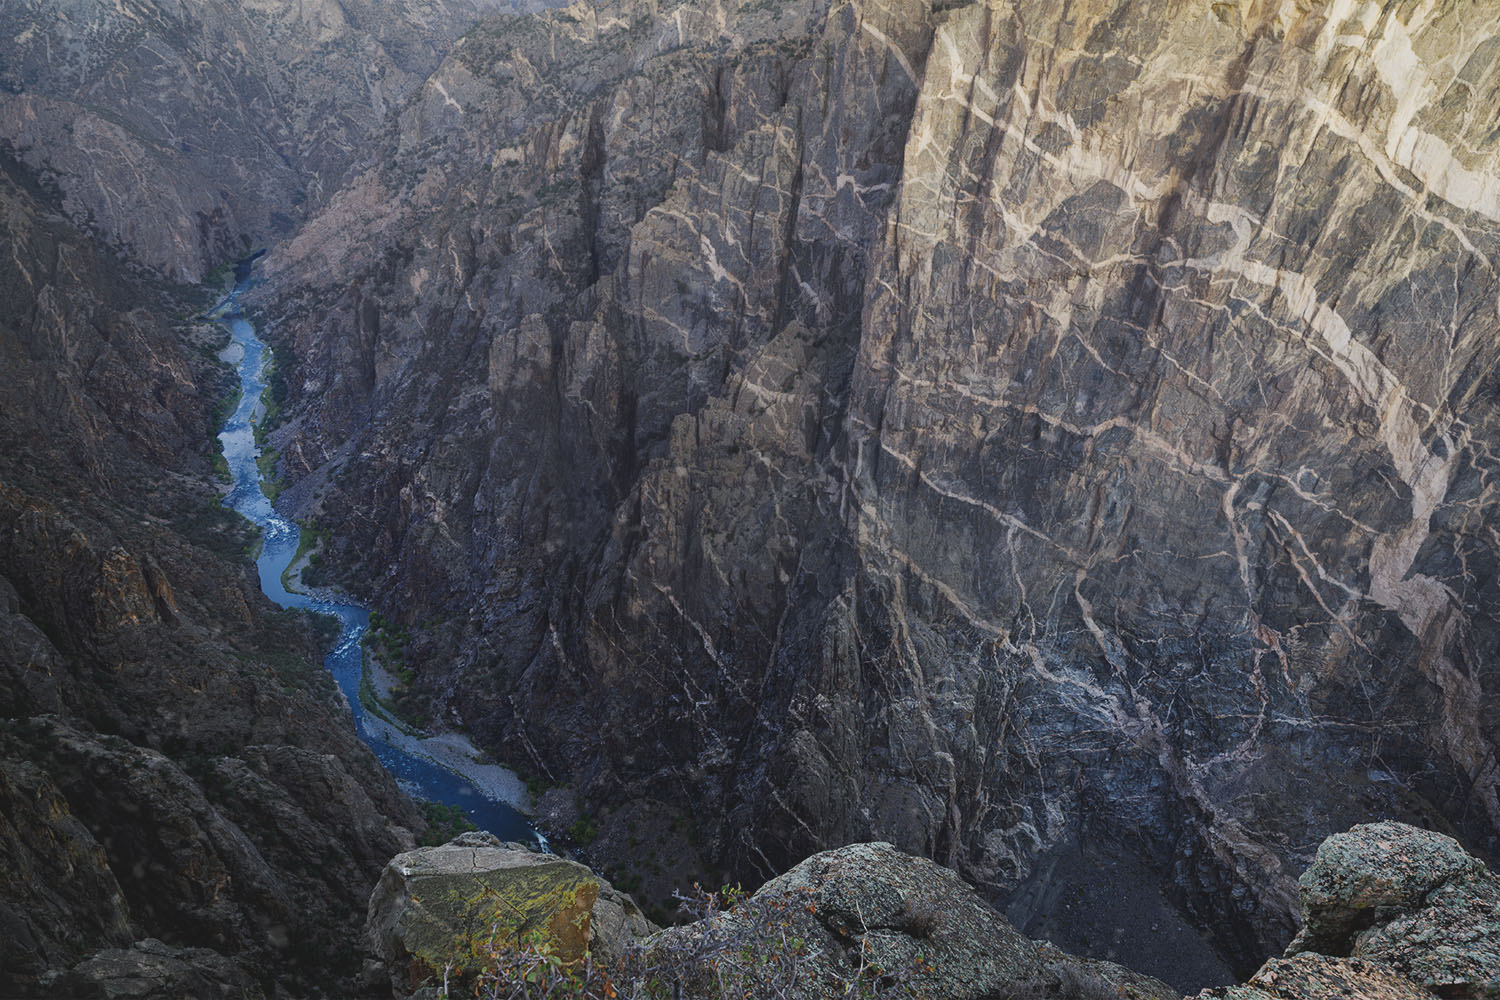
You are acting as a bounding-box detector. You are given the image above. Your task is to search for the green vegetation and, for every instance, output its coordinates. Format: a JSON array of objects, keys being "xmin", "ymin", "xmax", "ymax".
[
  {"xmin": 204, "ymin": 260, "xmax": 234, "ymax": 289},
  {"xmin": 566, "ymin": 815, "xmax": 599, "ymax": 847},
  {"xmin": 206, "ymin": 385, "xmax": 239, "ymax": 482},
  {"xmin": 252, "ymin": 648, "xmax": 334, "ymax": 698},
  {"xmin": 360, "ymin": 613, "xmax": 431, "ymax": 731},
  {"xmin": 523, "ymin": 772, "xmax": 556, "ymax": 801},
  {"xmin": 172, "ymin": 499, "xmax": 260, "ymax": 562},
  {"xmin": 259, "ymin": 354, "xmax": 291, "ymax": 435},
  {"xmin": 282, "ymin": 520, "xmax": 331, "ymax": 590},
  {"xmin": 606, "ymin": 866, "xmax": 642, "ymax": 895},
  {"xmin": 420, "ymin": 800, "xmax": 478, "ymax": 846},
  {"xmin": 245, "ymin": 606, "xmax": 339, "ymax": 698},
  {"xmin": 256, "ymin": 443, "xmax": 285, "ymax": 500},
  {"xmin": 357, "ymin": 658, "xmax": 415, "ymax": 733}
]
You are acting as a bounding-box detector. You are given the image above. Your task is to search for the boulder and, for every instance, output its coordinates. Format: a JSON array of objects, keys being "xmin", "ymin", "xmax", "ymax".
[
  {"xmin": 1196, "ymin": 822, "xmax": 1499, "ymax": 999},
  {"xmin": 1284, "ymin": 822, "xmax": 1500, "ymax": 997},
  {"xmin": 644, "ymin": 841, "xmax": 1049, "ymax": 1000},
  {"xmin": 1032, "ymin": 942, "xmax": 1179, "ymax": 1000},
  {"xmin": 1289, "ymin": 822, "xmax": 1484, "ymax": 955},
  {"xmin": 1198, "ymin": 954, "xmax": 1437, "ymax": 1000},
  {"xmin": 1349, "ymin": 868, "xmax": 1500, "ymax": 996},
  {"xmin": 365, "ymin": 832, "xmax": 652, "ymax": 996}
]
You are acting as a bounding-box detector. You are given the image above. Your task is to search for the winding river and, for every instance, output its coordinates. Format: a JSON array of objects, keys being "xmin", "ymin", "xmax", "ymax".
[{"xmin": 215, "ymin": 268, "xmax": 542, "ymax": 847}]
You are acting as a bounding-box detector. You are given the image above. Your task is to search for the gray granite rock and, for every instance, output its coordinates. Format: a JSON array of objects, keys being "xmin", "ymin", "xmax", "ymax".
[{"xmin": 259, "ymin": 0, "xmax": 1500, "ymax": 971}]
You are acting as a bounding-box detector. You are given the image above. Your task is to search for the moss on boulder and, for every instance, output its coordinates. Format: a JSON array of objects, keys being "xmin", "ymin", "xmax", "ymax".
[{"xmin": 365, "ymin": 832, "xmax": 651, "ymax": 996}]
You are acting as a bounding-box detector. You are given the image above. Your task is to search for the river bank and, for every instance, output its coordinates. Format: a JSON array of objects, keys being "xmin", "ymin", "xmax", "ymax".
[
  {"xmin": 284, "ymin": 553, "xmax": 535, "ymax": 813},
  {"xmin": 212, "ymin": 278, "xmax": 542, "ymax": 845}
]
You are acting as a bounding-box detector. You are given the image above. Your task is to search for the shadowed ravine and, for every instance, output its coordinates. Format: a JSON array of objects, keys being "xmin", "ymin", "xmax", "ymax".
[{"xmin": 215, "ymin": 269, "xmax": 542, "ymax": 847}]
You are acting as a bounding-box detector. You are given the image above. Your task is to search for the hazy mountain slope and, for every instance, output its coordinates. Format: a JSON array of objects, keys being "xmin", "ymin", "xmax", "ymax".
[
  {"xmin": 0, "ymin": 0, "xmax": 518, "ymax": 280},
  {"xmin": 259, "ymin": 0, "xmax": 1500, "ymax": 975}
]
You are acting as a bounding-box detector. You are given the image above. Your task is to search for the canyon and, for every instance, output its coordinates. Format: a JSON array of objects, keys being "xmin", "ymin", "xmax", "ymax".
[
  {"xmin": 257, "ymin": 0, "xmax": 1500, "ymax": 980},
  {"xmin": 0, "ymin": 1, "xmax": 524, "ymax": 994},
  {"xmin": 3, "ymin": 0, "xmax": 1500, "ymax": 995}
]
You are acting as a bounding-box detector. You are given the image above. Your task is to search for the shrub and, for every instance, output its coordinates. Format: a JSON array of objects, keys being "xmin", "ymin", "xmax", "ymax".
[{"xmin": 421, "ymin": 800, "xmax": 478, "ymax": 846}]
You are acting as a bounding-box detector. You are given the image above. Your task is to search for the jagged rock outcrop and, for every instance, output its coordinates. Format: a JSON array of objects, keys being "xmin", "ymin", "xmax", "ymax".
[
  {"xmin": 1198, "ymin": 822, "xmax": 1500, "ymax": 999},
  {"xmin": 42, "ymin": 938, "xmax": 264, "ymax": 1000},
  {"xmin": 1202, "ymin": 954, "xmax": 1439, "ymax": 1000},
  {"xmin": 259, "ymin": 0, "xmax": 1500, "ymax": 982},
  {"xmin": 1285, "ymin": 822, "xmax": 1500, "ymax": 997},
  {"xmin": 638, "ymin": 841, "xmax": 1078, "ymax": 1000}
]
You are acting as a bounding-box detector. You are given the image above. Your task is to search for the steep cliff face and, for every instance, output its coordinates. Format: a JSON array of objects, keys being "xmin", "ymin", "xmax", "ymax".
[
  {"xmin": 0, "ymin": 0, "xmax": 518, "ymax": 280},
  {"xmin": 261, "ymin": 0, "xmax": 1500, "ymax": 977}
]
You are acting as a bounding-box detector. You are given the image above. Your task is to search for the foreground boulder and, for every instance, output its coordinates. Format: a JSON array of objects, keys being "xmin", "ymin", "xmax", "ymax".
[
  {"xmin": 1200, "ymin": 954, "xmax": 1438, "ymax": 1000},
  {"xmin": 1198, "ymin": 822, "xmax": 1500, "ymax": 999},
  {"xmin": 1289, "ymin": 821, "xmax": 1486, "ymax": 957},
  {"xmin": 642, "ymin": 841, "xmax": 1043, "ymax": 999},
  {"xmin": 644, "ymin": 842, "xmax": 1175, "ymax": 1000},
  {"xmin": 1289, "ymin": 822, "xmax": 1500, "ymax": 998},
  {"xmin": 365, "ymin": 832, "xmax": 653, "ymax": 996}
]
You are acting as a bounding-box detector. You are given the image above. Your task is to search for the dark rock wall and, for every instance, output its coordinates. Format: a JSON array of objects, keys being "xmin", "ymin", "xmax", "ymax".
[{"xmin": 258, "ymin": 0, "xmax": 1500, "ymax": 972}]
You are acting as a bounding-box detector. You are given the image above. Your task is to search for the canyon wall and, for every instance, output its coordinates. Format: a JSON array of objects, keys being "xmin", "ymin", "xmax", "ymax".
[{"xmin": 260, "ymin": 0, "xmax": 1500, "ymax": 974}]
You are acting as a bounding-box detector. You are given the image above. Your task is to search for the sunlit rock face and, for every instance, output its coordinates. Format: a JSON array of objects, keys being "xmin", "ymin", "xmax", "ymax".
[{"xmin": 263, "ymin": 0, "xmax": 1500, "ymax": 971}]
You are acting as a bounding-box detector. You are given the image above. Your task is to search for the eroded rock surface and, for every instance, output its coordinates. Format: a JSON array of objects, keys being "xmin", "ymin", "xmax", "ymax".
[
  {"xmin": 1286, "ymin": 823, "xmax": 1500, "ymax": 998},
  {"xmin": 0, "ymin": 0, "xmax": 522, "ymax": 279},
  {"xmin": 260, "ymin": 0, "xmax": 1500, "ymax": 978},
  {"xmin": 42, "ymin": 938, "xmax": 264, "ymax": 1000},
  {"xmin": 1198, "ymin": 822, "xmax": 1499, "ymax": 1000}
]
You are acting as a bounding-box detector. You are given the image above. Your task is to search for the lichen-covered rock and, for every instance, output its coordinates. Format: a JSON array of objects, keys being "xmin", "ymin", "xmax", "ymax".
[
  {"xmin": 1197, "ymin": 954, "xmax": 1438, "ymax": 1000},
  {"xmin": 1290, "ymin": 822, "xmax": 1484, "ymax": 955},
  {"xmin": 1285, "ymin": 822, "xmax": 1500, "ymax": 997},
  {"xmin": 590, "ymin": 880, "xmax": 656, "ymax": 964},
  {"xmin": 1352, "ymin": 870, "xmax": 1500, "ymax": 996},
  {"xmin": 1032, "ymin": 942, "xmax": 1179, "ymax": 1000},
  {"xmin": 365, "ymin": 833, "xmax": 652, "ymax": 996},
  {"xmin": 1197, "ymin": 822, "xmax": 1499, "ymax": 999},
  {"xmin": 643, "ymin": 842, "xmax": 1047, "ymax": 1000}
]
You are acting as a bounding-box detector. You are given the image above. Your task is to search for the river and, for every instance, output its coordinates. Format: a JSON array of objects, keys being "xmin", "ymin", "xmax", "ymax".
[{"xmin": 214, "ymin": 270, "xmax": 542, "ymax": 848}]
